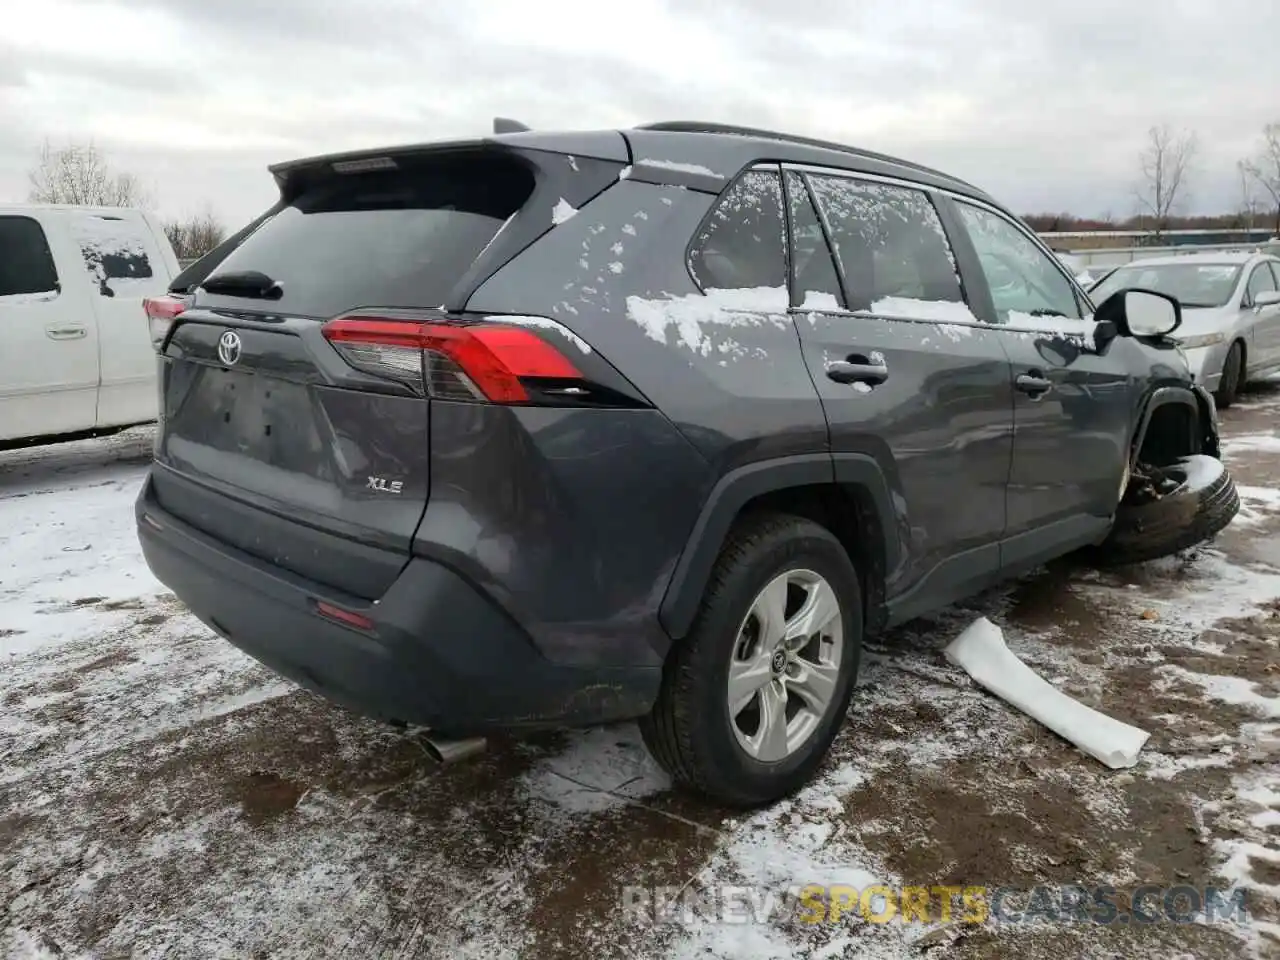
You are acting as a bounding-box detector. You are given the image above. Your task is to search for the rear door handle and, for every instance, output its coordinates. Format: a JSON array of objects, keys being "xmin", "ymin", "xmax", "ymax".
[
  {"xmin": 1016, "ymin": 372, "xmax": 1053, "ymax": 396},
  {"xmin": 826, "ymin": 355, "xmax": 889, "ymax": 386},
  {"xmin": 45, "ymin": 325, "xmax": 87, "ymax": 340}
]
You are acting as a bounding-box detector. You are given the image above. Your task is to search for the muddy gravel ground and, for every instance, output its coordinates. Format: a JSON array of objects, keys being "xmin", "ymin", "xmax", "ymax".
[{"xmin": 3, "ymin": 387, "xmax": 1280, "ymax": 959}]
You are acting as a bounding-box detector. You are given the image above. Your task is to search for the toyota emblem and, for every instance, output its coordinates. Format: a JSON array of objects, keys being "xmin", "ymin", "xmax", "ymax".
[{"xmin": 217, "ymin": 330, "xmax": 242, "ymax": 366}]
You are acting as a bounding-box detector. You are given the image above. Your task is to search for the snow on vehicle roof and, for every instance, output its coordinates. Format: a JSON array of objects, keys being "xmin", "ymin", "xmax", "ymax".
[{"xmin": 1110, "ymin": 250, "xmax": 1265, "ymax": 268}]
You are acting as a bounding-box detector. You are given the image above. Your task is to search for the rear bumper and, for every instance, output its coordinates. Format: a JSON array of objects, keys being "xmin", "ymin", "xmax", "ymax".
[{"xmin": 135, "ymin": 477, "xmax": 659, "ymax": 732}]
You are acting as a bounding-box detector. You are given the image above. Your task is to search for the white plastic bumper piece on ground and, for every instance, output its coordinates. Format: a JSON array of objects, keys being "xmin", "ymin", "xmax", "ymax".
[{"xmin": 944, "ymin": 617, "xmax": 1150, "ymax": 769}]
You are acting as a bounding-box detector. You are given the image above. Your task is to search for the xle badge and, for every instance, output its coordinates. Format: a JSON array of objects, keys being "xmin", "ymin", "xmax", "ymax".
[{"xmin": 367, "ymin": 476, "xmax": 404, "ymax": 494}]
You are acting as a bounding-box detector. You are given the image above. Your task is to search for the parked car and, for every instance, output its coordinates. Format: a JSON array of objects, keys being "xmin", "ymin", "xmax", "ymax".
[
  {"xmin": 1087, "ymin": 251, "xmax": 1280, "ymax": 407},
  {"xmin": 0, "ymin": 205, "xmax": 179, "ymax": 446},
  {"xmin": 136, "ymin": 121, "xmax": 1238, "ymax": 807}
]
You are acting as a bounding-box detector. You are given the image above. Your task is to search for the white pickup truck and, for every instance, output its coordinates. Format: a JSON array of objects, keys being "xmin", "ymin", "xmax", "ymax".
[{"xmin": 0, "ymin": 205, "xmax": 180, "ymax": 446}]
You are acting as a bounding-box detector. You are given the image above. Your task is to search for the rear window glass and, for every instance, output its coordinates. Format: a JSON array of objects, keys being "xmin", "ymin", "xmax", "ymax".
[
  {"xmin": 70, "ymin": 214, "xmax": 155, "ymax": 297},
  {"xmin": 0, "ymin": 216, "xmax": 59, "ymax": 299},
  {"xmin": 201, "ymin": 154, "xmax": 535, "ymax": 318}
]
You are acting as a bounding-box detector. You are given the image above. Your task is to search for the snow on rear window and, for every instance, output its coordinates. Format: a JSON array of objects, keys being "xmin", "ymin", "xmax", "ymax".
[{"xmin": 70, "ymin": 215, "xmax": 154, "ymax": 296}]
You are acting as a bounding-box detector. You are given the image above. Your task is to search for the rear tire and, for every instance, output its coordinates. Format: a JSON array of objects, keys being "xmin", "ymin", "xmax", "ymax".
[
  {"xmin": 1215, "ymin": 342, "xmax": 1244, "ymax": 409},
  {"xmin": 1092, "ymin": 455, "xmax": 1240, "ymax": 566},
  {"xmin": 640, "ymin": 513, "xmax": 862, "ymax": 808}
]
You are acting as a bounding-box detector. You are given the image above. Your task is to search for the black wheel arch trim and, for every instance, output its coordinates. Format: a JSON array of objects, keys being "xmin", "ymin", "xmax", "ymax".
[
  {"xmin": 1129, "ymin": 384, "xmax": 1218, "ymax": 467},
  {"xmin": 659, "ymin": 453, "xmax": 898, "ymax": 640}
]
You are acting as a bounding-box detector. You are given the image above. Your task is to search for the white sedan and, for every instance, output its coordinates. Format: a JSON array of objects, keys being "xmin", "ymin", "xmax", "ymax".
[{"xmin": 1087, "ymin": 251, "xmax": 1280, "ymax": 407}]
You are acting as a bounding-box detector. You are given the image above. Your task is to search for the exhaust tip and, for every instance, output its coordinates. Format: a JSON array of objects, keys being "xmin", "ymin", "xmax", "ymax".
[{"xmin": 422, "ymin": 735, "xmax": 488, "ymax": 765}]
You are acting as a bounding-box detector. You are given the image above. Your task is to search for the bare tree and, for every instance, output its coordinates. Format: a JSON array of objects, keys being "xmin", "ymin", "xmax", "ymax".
[
  {"xmin": 164, "ymin": 209, "xmax": 226, "ymax": 261},
  {"xmin": 1242, "ymin": 122, "xmax": 1280, "ymax": 234},
  {"xmin": 28, "ymin": 139, "xmax": 150, "ymax": 207},
  {"xmin": 1134, "ymin": 124, "xmax": 1198, "ymax": 237},
  {"xmin": 1237, "ymin": 160, "xmax": 1262, "ymax": 230}
]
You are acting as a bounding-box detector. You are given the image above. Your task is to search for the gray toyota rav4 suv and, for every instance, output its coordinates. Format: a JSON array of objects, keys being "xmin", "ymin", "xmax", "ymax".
[{"xmin": 138, "ymin": 121, "xmax": 1238, "ymax": 806}]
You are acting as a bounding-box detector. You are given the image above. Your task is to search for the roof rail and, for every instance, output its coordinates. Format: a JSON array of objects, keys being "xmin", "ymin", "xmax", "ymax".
[
  {"xmin": 636, "ymin": 121, "xmax": 980, "ymax": 193},
  {"xmin": 493, "ymin": 117, "xmax": 531, "ymax": 134}
]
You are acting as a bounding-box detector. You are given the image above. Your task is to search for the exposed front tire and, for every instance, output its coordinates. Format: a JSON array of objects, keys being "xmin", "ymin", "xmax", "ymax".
[
  {"xmin": 640, "ymin": 513, "xmax": 862, "ymax": 808},
  {"xmin": 1093, "ymin": 455, "xmax": 1240, "ymax": 566},
  {"xmin": 1215, "ymin": 341, "xmax": 1244, "ymax": 409}
]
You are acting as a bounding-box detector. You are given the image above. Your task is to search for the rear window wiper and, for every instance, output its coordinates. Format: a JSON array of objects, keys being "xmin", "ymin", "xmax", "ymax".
[{"xmin": 200, "ymin": 270, "xmax": 284, "ymax": 300}]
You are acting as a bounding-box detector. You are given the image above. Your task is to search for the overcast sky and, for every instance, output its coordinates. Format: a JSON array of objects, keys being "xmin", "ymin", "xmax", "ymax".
[{"xmin": 1, "ymin": 0, "xmax": 1276, "ymax": 228}]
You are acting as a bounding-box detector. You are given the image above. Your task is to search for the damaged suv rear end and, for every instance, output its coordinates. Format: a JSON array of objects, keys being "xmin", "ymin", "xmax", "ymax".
[
  {"xmin": 137, "ymin": 130, "xmax": 709, "ymax": 735},
  {"xmin": 139, "ymin": 121, "xmax": 1238, "ymax": 807}
]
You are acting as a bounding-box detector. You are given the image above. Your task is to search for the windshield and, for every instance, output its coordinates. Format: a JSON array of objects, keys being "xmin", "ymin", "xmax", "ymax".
[{"xmin": 1088, "ymin": 262, "xmax": 1243, "ymax": 309}]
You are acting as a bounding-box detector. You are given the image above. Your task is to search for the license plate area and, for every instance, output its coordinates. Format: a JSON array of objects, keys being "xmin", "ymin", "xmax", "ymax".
[{"xmin": 187, "ymin": 367, "xmax": 330, "ymax": 478}]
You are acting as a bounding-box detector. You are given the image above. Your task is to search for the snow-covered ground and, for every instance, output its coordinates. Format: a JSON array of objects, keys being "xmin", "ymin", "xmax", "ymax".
[{"xmin": 3, "ymin": 386, "xmax": 1280, "ymax": 959}]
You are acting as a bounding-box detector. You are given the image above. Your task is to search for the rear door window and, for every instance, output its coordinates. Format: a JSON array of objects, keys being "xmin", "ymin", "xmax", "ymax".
[
  {"xmin": 200, "ymin": 153, "xmax": 535, "ymax": 318},
  {"xmin": 70, "ymin": 214, "xmax": 155, "ymax": 297},
  {"xmin": 784, "ymin": 171, "xmax": 843, "ymax": 310},
  {"xmin": 688, "ymin": 169, "xmax": 787, "ymax": 301},
  {"xmin": 805, "ymin": 174, "xmax": 969, "ymax": 319},
  {"xmin": 0, "ymin": 216, "xmax": 59, "ymax": 299}
]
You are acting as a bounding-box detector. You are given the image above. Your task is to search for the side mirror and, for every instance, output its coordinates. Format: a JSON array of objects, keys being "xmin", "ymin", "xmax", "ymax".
[
  {"xmin": 1095, "ymin": 288, "xmax": 1182, "ymax": 339},
  {"xmin": 1254, "ymin": 290, "xmax": 1280, "ymax": 309}
]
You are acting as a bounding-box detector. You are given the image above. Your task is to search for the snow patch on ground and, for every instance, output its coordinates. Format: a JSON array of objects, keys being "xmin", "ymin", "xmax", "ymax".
[
  {"xmin": 1159, "ymin": 665, "xmax": 1280, "ymax": 718},
  {"xmin": 520, "ymin": 724, "xmax": 668, "ymax": 815},
  {"xmin": 1, "ymin": 463, "xmax": 163, "ymax": 657},
  {"xmin": 1222, "ymin": 433, "xmax": 1280, "ymax": 457},
  {"xmin": 1233, "ymin": 485, "xmax": 1280, "ymax": 526}
]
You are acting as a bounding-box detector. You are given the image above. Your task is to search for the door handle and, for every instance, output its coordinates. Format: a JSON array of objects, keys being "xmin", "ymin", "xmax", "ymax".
[
  {"xmin": 826, "ymin": 355, "xmax": 889, "ymax": 386},
  {"xmin": 1016, "ymin": 371, "xmax": 1053, "ymax": 396},
  {"xmin": 45, "ymin": 325, "xmax": 87, "ymax": 340}
]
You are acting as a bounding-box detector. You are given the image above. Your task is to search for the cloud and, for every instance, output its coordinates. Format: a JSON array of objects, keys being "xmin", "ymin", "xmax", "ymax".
[{"xmin": 0, "ymin": 0, "xmax": 1276, "ymax": 226}]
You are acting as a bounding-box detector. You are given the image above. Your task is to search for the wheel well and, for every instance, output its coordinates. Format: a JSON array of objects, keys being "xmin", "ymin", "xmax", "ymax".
[
  {"xmin": 737, "ymin": 483, "xmax": 889, "ymax": 635},
  {"xmin": 1135, "ymin": 401, "xmax": 1198, "ymax": 467}
]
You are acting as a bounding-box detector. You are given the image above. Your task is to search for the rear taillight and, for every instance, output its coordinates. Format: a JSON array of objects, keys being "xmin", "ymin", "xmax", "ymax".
[
  {"xmin": 321, "ymin": 312, "xmax": 582, "ymax": 403},
  {"xmin": 143, "ymin": 295, "xmax": 187, "ymax": 350}
]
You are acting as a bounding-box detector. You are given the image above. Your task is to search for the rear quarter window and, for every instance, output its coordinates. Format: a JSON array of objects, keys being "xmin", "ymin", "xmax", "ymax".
[
  {"xmin": 688, "ymin": 169, "xmax": 787, "ymax": 300},
  {"xmin": 200, "ymin": 153, "xmax": 536, "ymax": 318}
]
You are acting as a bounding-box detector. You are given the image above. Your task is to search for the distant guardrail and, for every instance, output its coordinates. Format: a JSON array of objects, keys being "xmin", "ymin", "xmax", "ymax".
[{"xmin": 1059, "ymin": 240, "xmax": 1280, "ymax": 269}]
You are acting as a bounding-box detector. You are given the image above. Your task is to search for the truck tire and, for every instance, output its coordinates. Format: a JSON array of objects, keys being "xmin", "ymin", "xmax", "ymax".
[
  {"xmin": 1094, "ymin": 455, "xmax": 1239, "ymax": 566},
  {"xmin": 640, "ymin": 512, "xmax": 862, "ymax": 808}
]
